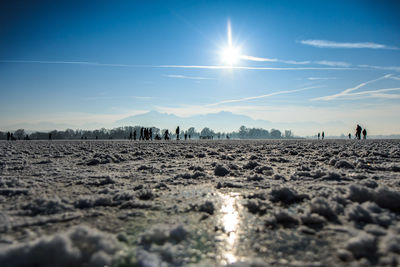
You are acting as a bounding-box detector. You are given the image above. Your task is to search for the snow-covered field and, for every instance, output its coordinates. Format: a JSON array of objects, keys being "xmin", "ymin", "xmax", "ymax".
[{"xmin": 0, "ymin": 139, "xmax": 400, "ymax": 266}]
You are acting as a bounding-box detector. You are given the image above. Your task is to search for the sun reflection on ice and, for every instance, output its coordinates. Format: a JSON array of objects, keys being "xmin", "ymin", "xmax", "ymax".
[{"xmin": 219, "ymin": 192, "xmax": 240, "ymax": 264}]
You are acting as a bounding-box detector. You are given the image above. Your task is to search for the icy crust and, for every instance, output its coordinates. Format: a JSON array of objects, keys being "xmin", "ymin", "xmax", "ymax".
[
  {"xmin": 0, "ymin": 139, "xmax": 400, "ymax": 266},
  {"xmin": 0, "ymin": 225, "xmax": 122, "ymax": 267}
]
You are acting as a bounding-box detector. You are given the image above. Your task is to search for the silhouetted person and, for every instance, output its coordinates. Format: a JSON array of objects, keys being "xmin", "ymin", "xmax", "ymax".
[
  {"xmin": 348, "ymin": 133, "xmax": 351, "ymax": 139},
  {"xmin": 149, "ymin": 129, "xmax": 153, "ymax": 140},
  {"xmin": 317, "ymin": 133, "xmax": 320, "ymax": 140},
  {"xmin": 176, "ymin": 126, "xmax": 180, "ymax": 140},
  {"xmin": 129, "ymin": 132, "xmax": 132, "ymax": 141},
  {"xmin": 49, "ymin": 133, "xmax": 52, "ymax": 140},
  {"xmin": 184, "ymin": 132, "xmax": 187, "ymax": 140},
  {"xmin": 226, "ymin": 135, "xmax": 230, "ymax": 140},
  {"xmin": 356, "ymin": 124, "xmax": 362, "ymax": 140},
  {"xmin": 133, "ymin": 130, "xmax": 137, "ymax": 141},
  {"xmin": 362, "ymin": 129, "xmax": 367, "ymax": 139},
  {"xmin": 7, "ymin": 132, "xmax": 10, "ymax": 141},
  {"xmin": 140, "ymin": 127, "xmax": 144, "ymax": 140},
  {"xmin": 322, "ymin": 131, "xmax": 325, "ymax": 140},
  {"xmin": 164, "ymin": 130, "xmax": 169, "ymax": 140},
  {"xmin": 96, "ymin": 136, "xmax": 98, "ymax": 140}
]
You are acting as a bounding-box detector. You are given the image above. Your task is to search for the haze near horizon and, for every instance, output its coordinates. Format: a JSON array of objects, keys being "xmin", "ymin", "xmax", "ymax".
[{"xmin": 1, "ymin": 0, "xmax": 400, "ymax": 136}]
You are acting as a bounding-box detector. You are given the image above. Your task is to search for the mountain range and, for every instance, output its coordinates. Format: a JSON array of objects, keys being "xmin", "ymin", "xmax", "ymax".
[
  {"xmin": 114, "ymin": 110, "xmax": 345, "ymax": 134},
  {"xmin": 2, "ymin": 110, "xmax": 347, "ymax": 136}
]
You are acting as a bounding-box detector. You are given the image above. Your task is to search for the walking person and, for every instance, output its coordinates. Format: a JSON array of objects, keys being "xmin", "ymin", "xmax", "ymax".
[
  {"xmin": 164, "ymin": 129, "xmax": 169, "ymax": 140},
  {"xmin": 362, "ymin": 128, "xmax": 367, "ymax": 139},
  {"xmin": 140, "ymin": 127, "xmax": 144, "ymax": 140},
  {"xmin": 356, "ymin": 124, "xmax": 362, "ymax": 140},
  {"xmin": 176, "ymin": 126, "xmax": 180, "ymax": 140}
]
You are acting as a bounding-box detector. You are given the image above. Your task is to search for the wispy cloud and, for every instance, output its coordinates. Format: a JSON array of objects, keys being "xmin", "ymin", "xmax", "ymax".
[
  {"xmin": 239, "ymin": 55, "xmax": 277, "ymax": 62},
  {"xmin": 157, "ymin": 65, "xmax": 353, "ymax": 71},
  {"xmin": 358, "ymin": 65, "xmax": 400, "ymax": 72},
  {"xmin": 83, "ymin": 95, "xmax": 153, "ymax": 101},
  {"xmin": 299, "ymin": 39, "xmax": 399, "ymax": 50},
  {"xmin": 208, "ymin": 86, "xmax": 321, "ymax": 106},
  {"xmin": 307, "ymin": 77, "xmax": 337, "ymax": 80},
  {"xmin": 0, "ymin": 59, "xmax": 140, "ymax": 67},
  {"xmin": 311, "ymin": 74, "xmax": 400, "ymax": 101},
  {"xmin": 240, "ymin": 55, "xmax": 310, "ymax": 65},
  {"xmin": 315, "ymin": 60, "xmax": 351, "ymax": 67},
  {"xmin": 3, "ymin": 59, "xmax": 399, "ymax": 73},
  {"xmin": 163, "ymin": 74, "xmax": 214, "ymax": 80}
]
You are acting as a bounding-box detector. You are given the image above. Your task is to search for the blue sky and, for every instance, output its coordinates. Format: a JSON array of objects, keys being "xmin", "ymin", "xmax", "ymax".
[{"xmin": 1, "ymin": 0, "xmax": 400, "ymax": 135}]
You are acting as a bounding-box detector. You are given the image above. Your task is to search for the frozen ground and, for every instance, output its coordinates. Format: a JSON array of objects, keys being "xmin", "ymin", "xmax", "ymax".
[{"xmin": 0, "ymin": 139, "xmax": 400, "ymax": 266}]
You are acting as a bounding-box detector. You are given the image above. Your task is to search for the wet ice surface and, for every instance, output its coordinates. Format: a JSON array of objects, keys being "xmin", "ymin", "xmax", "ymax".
[{"xmin": 0, "ymin": 139, "xmax": 400, "ymax": 266}]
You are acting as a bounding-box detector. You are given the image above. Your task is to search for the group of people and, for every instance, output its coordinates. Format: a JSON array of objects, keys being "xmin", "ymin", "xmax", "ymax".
[
  {"xmin": 354, "ymin": 124, "xmax": 367, "ymax": 140},
  {"xmin": 6, "ymin": 132, "xmax": 16, "ymax": 141},
  {"xmin": 316, "ymin": 124, "xmax": 368, "ymax": 140},
  {"xmin": 127, "ymin": 126, "xmax": 191, "ymax": 141}
]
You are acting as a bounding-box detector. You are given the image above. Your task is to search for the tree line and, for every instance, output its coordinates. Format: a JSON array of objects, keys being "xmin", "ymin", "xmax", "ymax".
[{"xmin": 0, "ymin": 125, "xmax": 294, "ymax": 140}]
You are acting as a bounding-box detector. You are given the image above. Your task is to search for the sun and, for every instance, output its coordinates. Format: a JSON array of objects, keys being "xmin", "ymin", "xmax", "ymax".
[
  {"xmin": 221, "ymin": 46, "xmax": 241, "ymax": 66},
  {"xmin": 219, "ymin": 20, "xmax": 241, "ymax": 66}
]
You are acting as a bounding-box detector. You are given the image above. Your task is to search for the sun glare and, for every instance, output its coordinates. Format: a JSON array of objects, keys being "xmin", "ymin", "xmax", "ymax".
[
  {"xmin": 220, "ymin": 20, "xmax": 241, "ymax": 66},
  {"xmin": 221, "ymin": 46, "xmax": 241, "ymax": 66}
]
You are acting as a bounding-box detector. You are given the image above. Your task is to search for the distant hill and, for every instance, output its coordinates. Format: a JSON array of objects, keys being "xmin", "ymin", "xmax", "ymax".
[{"xmin": 115, "ymin": 110, "xmax": 274, "ymax": 131}]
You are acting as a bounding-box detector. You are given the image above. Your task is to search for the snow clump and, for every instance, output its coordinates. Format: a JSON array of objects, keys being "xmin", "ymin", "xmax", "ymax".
[{"xmin": 0, "ymin": 225, "xmax": 122, "ymax": 267}]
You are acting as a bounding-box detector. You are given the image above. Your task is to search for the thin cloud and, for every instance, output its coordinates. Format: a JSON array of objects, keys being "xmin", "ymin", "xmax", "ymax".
[
  {"xmin": 299, "ymin": 40, "xmax": 399, "ymax": 50},
  {"xmin": 311, "ymin": 74, "xmax": 399, "ymax": 101},
  {"xmin": 240, "ymin": 55, "xmax": 310, "ymax": 65},
  {"xmin": 163, "ymin": 74, "xmax": 214, "ymax": 80},
  {"xmin": 157, "ymin": 65, "xmax": 354, "ymax": 70},
  {"xmin": 208, "ymin": 86, "xmax": 321, "ymax": 106},
  {"xmin": 83, "ymin": 95, "xmax": 153, "ymax": 101},
  {"xmin": 4, "ymin": 59, "xmax": 399, "ymax": 73},
  {"xmin": 0, "ymin": 60, "xmax": 142, "ymax": 67},
  {"xmin": 315, "ymin": 60, "xmax": 351, "ymax": 67},
  {"xmin": 307, "ymin": 77, "xmax": 337, "ymax": 80},
  {"xmin": 358, "ymin": 65, "xmax": 400, "ymax": 72},
  {"xmin": 239, "ymin": 55, "xmax": 277, "ymax": 62}
]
